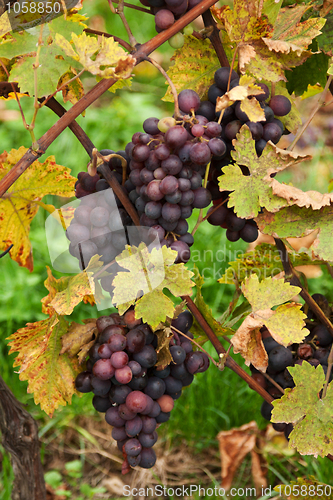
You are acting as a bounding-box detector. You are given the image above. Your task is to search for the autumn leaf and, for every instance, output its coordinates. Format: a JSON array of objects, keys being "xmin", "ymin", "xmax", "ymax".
[
  {"xmin": 231, "ymin": 274, "xmax": 308, "ymax": 370},
  {"xmin": 217, "ymin": 126, "xmax": 311, "ymax": 219},
  {"xmin": 59, "ymin": 70, "xmax": 85, "ymax": 104},
  {"xmin": 272, "ymin": 363, "xmax": 333, "ymax": 457},
  {"xmin": 162, "ymin": 36, "xmax": 220, "ymax": 102},
  {"xmin": 60, "ymin": 320, "xmax": 98, "ymax": 362},
  {"xmin": 112, "ymin": 243, "xmax": 194, "ymax": 330},
  {"xmin": 0, "ymin": 147, "xmax": 76, "ymax": 270},
  {"xmin": 7, "ymin": 314, "xmax": 81, "ymax": 417},
  {"xmin": 255, "ymin": 205, "xmax": 333, "ymax": 262},
  {"xmin": 54, "ymin": 32, "xmax": 135, "ymax": 79}
]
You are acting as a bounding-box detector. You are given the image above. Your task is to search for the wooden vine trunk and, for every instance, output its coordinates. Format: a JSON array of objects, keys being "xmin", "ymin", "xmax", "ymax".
[{"xmin": 0, "ymin": 376, "xmax": 46, "ymax": 500}]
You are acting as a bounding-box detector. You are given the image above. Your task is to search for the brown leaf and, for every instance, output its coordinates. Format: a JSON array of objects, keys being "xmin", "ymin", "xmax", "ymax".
[
  {"xmin": 155, "ymin": 326, "xmax": 173, "ymax": 367},
  {"xmin": 251, "ymin": 449, "xmax": 267, "ymax": 494},
  {"xmin": 270, "ymin": 179, "xmax": 333, "ymax": 210},
  {"xmin": 60, "ymin": 320, "xmax": 97, "ymax": 357},
  {"xmin": 231, "ymin": 312, "xmax": 272, "ymax": 371},
  {"xmin": 78, "ymin": 338, "xmax": 96, "ymax": 365},
  {"xmin": 217, "ymin": 421, "xmax": 258, "ymax": 490},
  {"xmin": 238, "ymin": 44, "xmax": 256, "ymax": 72},
  {"xmin": 114, "ymin": 55, "xmax": 136, "ymax": 79}
]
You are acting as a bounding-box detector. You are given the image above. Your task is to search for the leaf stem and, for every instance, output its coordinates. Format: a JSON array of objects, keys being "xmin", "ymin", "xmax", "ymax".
[
  {"xmin": 288, "ymin": 75, "xmax": 333, "ymax": 151},
  {"xmin": 113, "ymin": 0, "xmax": 137, "ymax": 47},
  {"xmin": 145, "ymin": 56, "xmax": 181, "ymax": 118},
  {"xmin": 112, "ymin": 0, "xmax": 153, "ymax": 15}
]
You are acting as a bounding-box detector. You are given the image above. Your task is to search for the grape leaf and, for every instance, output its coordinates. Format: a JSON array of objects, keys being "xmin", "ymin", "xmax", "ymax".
[
  {"xmin": 216, "ymin": 75, "xmax": 265, "ymax": 122},
  {"xmin": 218, "ymin": 243, "xmax": 324, "ymax": 285},
  {"xmin": 162, "ymin": 36, "xmax": 220, "ymax": 102},
  {"xmin": 286, "ymin": 52, "xmax": 330, "ymax": 96},
  {"xmin": 217, "ymin": 126, "xmax": 311, "ymax": 218},
  {"xmin": 262, "ymin": 0, "xmax": 283, "ymax": 25},
  {"xmin": 155, "ymin": 326, "xmax": 173, "ymax": 367},
  {"xmin": 59, "ymin": 70, "xmax": 84, "ymax": 104},
  {"xmin": 60, "ymin": 320, "xmax": 97, "ymax": 358},
  {"xmin": 263, "ymin": 6, "xmax": 325, "ymax": 56},
  {"xmin": 112, "ymin": 243, "xmax": 194, "ymax": 330},
  {"xmin": 0, "ymin": 147, "xmax": 76, "ymax": 270},
  {"xmin": 317, "ymin": 10, "xmax": 333, "ymax": 55},
  {"xmin": 274, "ymin": 476, "xmax": 333, "ymax": 500},
  {"xmin": 7, "ymin": 314, "xmax": 81, "ymax": 417},
  {"xmin": 242, "ymin": 274, "xmax": 302, "ymax": 311},
  {"xmin": 271, "ymin": 363, "xmax": 333, "ymax": 457},
  {"xmin": 255, "ymin": 205, "xmax": 333, "ymax": 262},
  {"xmin": 54, "ymin": 32, "xmax": 135, "ymax": 79},
  {"xmin": 10, "ymin": 44, "xmax": 69, "ymax": 97},
  {"xmin": 270, "ymin": 178, "xmax": 333, "ymax": 209},
  {"xmin": 231, "ymin": 275, "xmax": 307, "ymax": 369}
]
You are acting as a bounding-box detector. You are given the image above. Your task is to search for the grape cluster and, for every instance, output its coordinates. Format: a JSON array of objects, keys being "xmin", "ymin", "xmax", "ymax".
[
  {"xmin": 75, "ymin": 309, "xmax": 210, "ymax": 471},
  {"xmin": 201, "ymin": 66, "xmax": 292, "ymax": 244},
  {"xmin": 74, "ymin": 149, "xmax": 130, "ymax": 199},
  {"xmin": 123, "ymin": 88, "xmax": 236, "ymax": 263},
  {"xmin": 252, "ymin": 293, "xmax": 333, "ymax": 439}
]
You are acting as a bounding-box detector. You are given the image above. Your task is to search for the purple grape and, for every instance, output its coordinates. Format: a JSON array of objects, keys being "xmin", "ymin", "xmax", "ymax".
[
  {"xmin": 124, "ymin": 438, "xmax": 142, "ymax": 457},
  {"xmin": 112, "ymin": 426, "xmax": 127, "ymax": 441},
  {"xmin": 115, "ymin": 366, "xmax": 133, "ymax": 384},
  {"xmin": 107, "ymin": 333, "xmax": 127, "ymax": 352},
  {"xmin": 214, "ymin": 67, "xmax": 238, "ymax": 90},
  {"xmin": 126, "ymin": 391, "xmax": 149, "ymax": 413},
  {"xmin": 105, "ymin": 406, "xmax": 126, "ymax": 427},
  {"xmin": 189, "ymin": 143, "xmax": 211, "ymax": 165},
  {"xmin": 125, "ymin": 416, "xmax": 143, "ymax": 437},
  {"xmin": 92, "ymin": 395, "xmax": 112, "ymax": 412},
  {"xmin": 75, "ymin": 371, "xmax": 92, "ymax": 393},
  {"xmin": 165, "ymin": 125, "xmax": 188, "ymax": 148},
  {"xmin": 144, "ymin": 377, "xmax": 166, "ymax": 399},
  {"xmin": 178, "ymin": 89, "xmax": 201, "ymax": 113},
  {"xmin": 155, "ymin": 8, "xmax": 174, "ymax": 29},
  {"xmin": 143, "ymin": 117, "xmax": 160, "ymax": 135},
  {"xmin": 161, "ymin": 155, "xmax": 183, "ymax": 175},
  {"xmin": 269, "ymin": 95, "xmax": 291, "ymax": 116},
  {"xmin": 118, "ymin": 403, "xmax": 137, "ymax": 421},
  {"xmin": 138, "ymin": 431, "xmax": 158, "ymax": 448},
  {"xmin": 93, "ymin": 359, "xmax": 115, "ymax": 380},
  {"xmin": 170, "ymin": 240, "xmax": 190, "ymax": 263},
  {"xmin": 147, "ymin": 180, "xmax": 164, "ymax": 201},
  {"xmin": 128, "ymin": 360, "xmax": 142, "ymax": 376},
  {"xmin": 192, "ymin": 187, "xmax": 212, "ymax": 208},
  {"xmin": 159, "ymin": 175, "xmax": 179, "ymax": 194},
  {"xmin": 111, "ymin": 351, "xmax": 129, "ymax": 369},
  {"xmin": 132, "ymin": 345, "xmax": 157, "ymax": 368}
]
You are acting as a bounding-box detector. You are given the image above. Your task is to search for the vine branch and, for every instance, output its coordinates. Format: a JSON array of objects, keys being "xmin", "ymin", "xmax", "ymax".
[{"xmin": 202, "ymin": 9, "xmax": 229, "ymax": 68}]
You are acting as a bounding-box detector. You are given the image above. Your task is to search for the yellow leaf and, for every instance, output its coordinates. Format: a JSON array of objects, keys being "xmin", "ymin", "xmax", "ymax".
[
  {"xmin": 54, "ymin": 32, "xmax": 135, "ymax": 78},
  {"xmin": 0, "ymin": 147, "xmax": 76, "ymax": 270},
  {"xmin": 7, "ymin": 314, "xmax": 81, "ymax": 417},
  {"xmin": 240, "ymin": 97, "xmax": 265, "ymax": 122},
  {"xmin": 59, "ymin": 70, "xmax": 85, "ymax": 105}
]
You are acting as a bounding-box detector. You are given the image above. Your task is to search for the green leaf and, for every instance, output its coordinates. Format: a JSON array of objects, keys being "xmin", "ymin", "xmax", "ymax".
[
  {"xmin": 112, "ymin": 244, "xmax": 194, "ymax": 330},
  {"xmin": 162, "ymin": 36, "xmax": 220, "ymax": 102},
  {"xmin": 272, "ymin": 363, "xmax": 333, "ymax": 457},
  {"xmin": 217, "ymin": 126, "xmax": 310, "ymax": 218},
  {"xmin": 286, "ymin": 51, "xmax": 330, "ymax": 96},
  {"xmin": 317, "ymin": 10, "xmax": 333, "ymax": 55},
  {"xmin": 262, "ymin": 0, "xmax": 283, "ymax": 25},
  {"xmin": 256, "ymin": 205, "xmax": 333, "ymax": 262},
  {"xmin": 10, "ymin": 44, "xmax": 69, "ymax": 97},
  {"xmin": 0, "ymin": 31, "xmax": 39, "ymax": 59}
]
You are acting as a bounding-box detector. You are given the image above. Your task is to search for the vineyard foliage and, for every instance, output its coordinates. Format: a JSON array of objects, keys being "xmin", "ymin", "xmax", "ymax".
[{"xmin": 0, "ymin": 0, "xmax": 333, "ymax": 461}]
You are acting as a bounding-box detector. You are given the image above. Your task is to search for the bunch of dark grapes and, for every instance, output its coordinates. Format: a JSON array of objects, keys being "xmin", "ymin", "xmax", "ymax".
[
  {"xmin": 75, "ymin": 149, "xmax": 130, "ymax": 199},
  {"xmin": 201, "ymin": 66, "xmax": 292, "ymax": 244},
  {"xmin": 124, "ymin": 88, "xmax": 234, "ymax": 264},
  {"xmin": 251, "ymin": 293, "xmax": 333, "ymax": 440},
  {"xmin": 75, "ymin": 309, "xmax": 209, "ymax": 472}
]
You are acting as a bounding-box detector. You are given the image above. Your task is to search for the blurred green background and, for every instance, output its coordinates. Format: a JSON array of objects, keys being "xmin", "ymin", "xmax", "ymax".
[{"xmin": 1, "ymin": 0, "xmax": 333, "ymax": 498}]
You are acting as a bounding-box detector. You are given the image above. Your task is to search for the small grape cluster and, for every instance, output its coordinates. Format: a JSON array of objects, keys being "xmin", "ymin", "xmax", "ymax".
[
  {"xmin": 252, "ymin": 293, "xmax": 333, "ymax": 439},
  {"xmin": 75, "ymin": 309, "xmax": 209, "ymax": 471},
  {"xmin": 74, "ymin": 149, "xmax": 130, "ymax": 199},
  {"xmin": 200, "ymin": 66, "xmax": 292, "ymax": 244}
]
